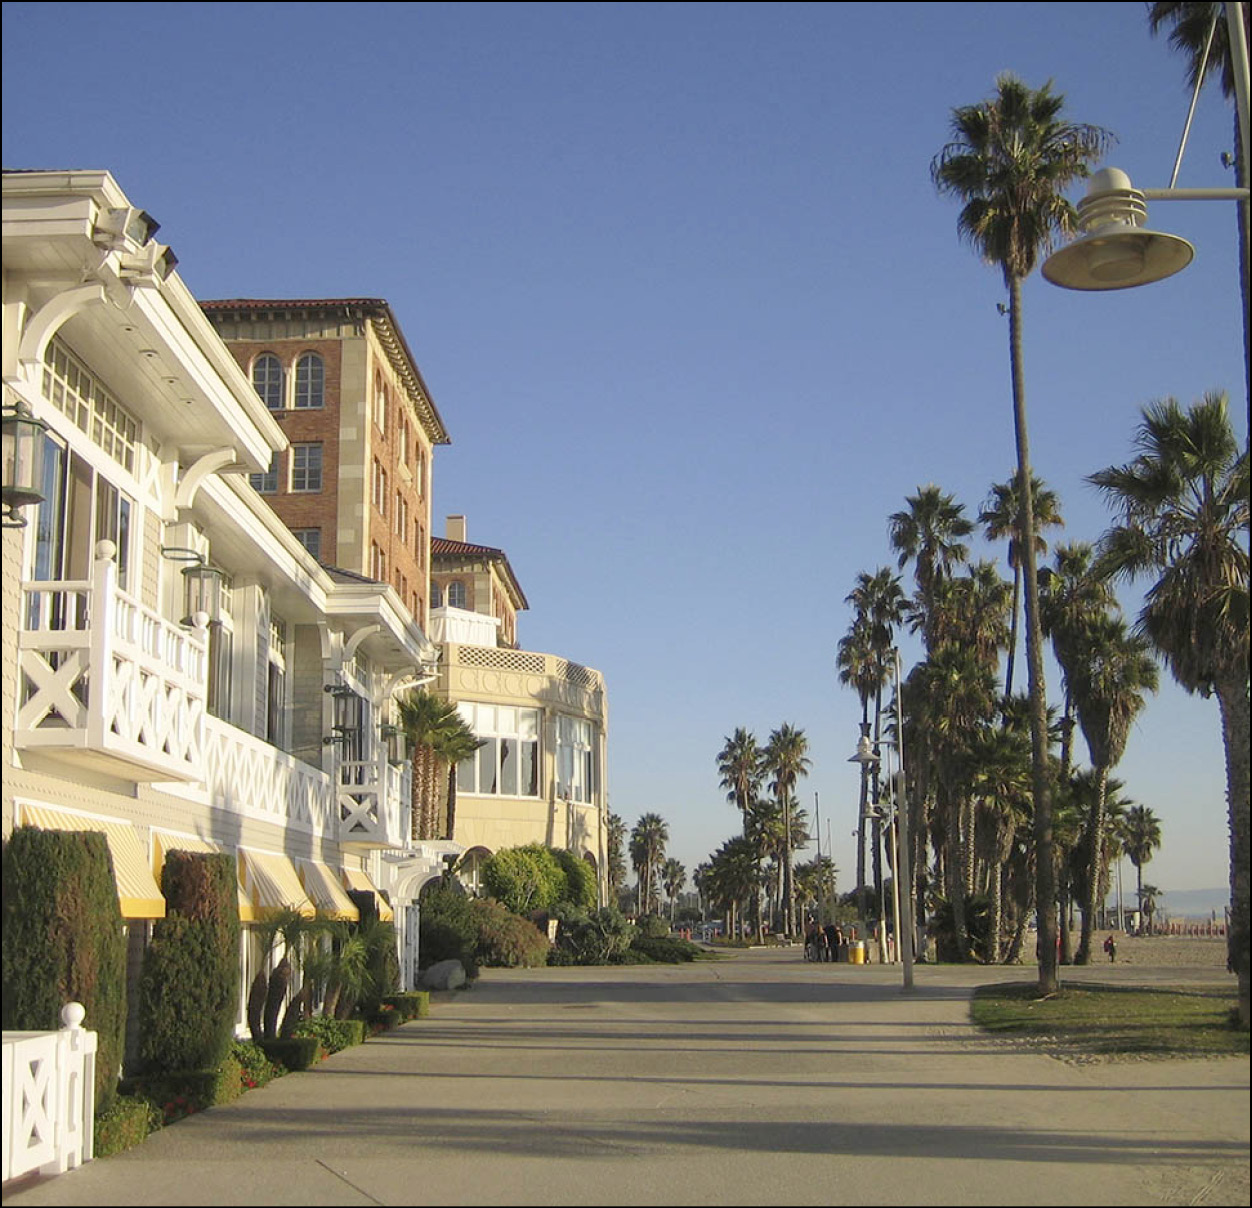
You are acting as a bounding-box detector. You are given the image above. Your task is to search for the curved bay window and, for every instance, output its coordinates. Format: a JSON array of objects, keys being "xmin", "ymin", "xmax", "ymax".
[
  {"xmin": 557, "ymin": 716, "xmax": 597, "ymax": 804},
  {"xmin": 456, "ymin": 704, "xmax": 539, "ymax": 798}
]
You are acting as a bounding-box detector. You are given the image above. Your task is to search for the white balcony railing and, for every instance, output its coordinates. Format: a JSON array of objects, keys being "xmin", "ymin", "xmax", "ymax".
[
  {"xmin": 337, "ymin": 757, "xmax": 410, "ymax": 848},
  {"xmin": 16, "ymin": 543, "xmax": 207, "ymax": 782},
  {"xmin": 2, "ymin": 1003, "xmax": 97, "ymax": 1185}
]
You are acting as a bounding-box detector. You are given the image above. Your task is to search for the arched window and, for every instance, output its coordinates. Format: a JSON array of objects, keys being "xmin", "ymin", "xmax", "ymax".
[
  {"xmin": 447, "ymin": 581, "xmax": 466, "ymax": 609},
  {"xmin": 294, "ymin": 353, "xmax": 324, "ymax": 409},
  {"xmin": 252, "ymin": 354, "xmax": 284, "ymax": 410}
]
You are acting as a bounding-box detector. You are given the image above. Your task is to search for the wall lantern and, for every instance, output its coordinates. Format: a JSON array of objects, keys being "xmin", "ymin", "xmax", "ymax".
[{"xmin": 2, "ymin": 400, "xmax": 49, "ymax": 527}]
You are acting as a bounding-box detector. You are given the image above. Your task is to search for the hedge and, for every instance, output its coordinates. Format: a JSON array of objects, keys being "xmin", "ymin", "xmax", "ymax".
[{"xmin": 1, "ymin": 827, "xmax": 127, "ymax": 1112}]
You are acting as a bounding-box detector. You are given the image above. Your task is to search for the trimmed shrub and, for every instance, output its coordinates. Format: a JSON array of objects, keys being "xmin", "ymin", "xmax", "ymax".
[
  {"xmin": 94, "ymin": 1094, "xmax": 162, "ymax": 1157},
  {"xmin": 629, "ymin": 934, "xmax": 703, "ymax": 963},
  {"xmin": 232, "ymin": 1040, "xmax": 283, "ymax": 1090},
  {"xmin": 121, "ymin": 1055, "xmax": 244, "ymax": 1124},
  {"xmin": 383, "ymin": 991, "xmax": 430, "ymax": 1020},
  {"xmin": 480, "ymin": 845, "xmax": 566, "ymax": 916},
  {"xmin": 419, "ymin": 887, "xmax": 480, "ymax": 976},
  {"xmin": 360, "ymin": 919, "xmax": 400, "ymax": 1015},
  {"xmin": 470, "ymin": 897, "xmax": 551, "ymax": 968},
  {"xmin": 294, "ymin": 1015, "xmax": 367, "ymax": 1053},
  {"xmin": 136, "ymin": 851, "xmax": 241, "ymax": 1075},
  {"xmin": 550, "ymin": 848, "xmax": 598, "ymax": 910},
  {"xmin": 1, "ymin": 828, "xmax": 127, "ymax": 1112},
  {"xmin": 636, "ymin": 913, "xmax": 671, "ymax": 940},
  {"xmin": 259, "ymin": 1036, "xmax": 324, "ymax": 1071}
]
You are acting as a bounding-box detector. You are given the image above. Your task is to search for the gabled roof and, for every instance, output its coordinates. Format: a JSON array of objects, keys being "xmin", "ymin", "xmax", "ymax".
[
  {"xmin": 430, "ymin": 538, "xmax": 528, "ymax": 610},
  {"xmin": 199, "ymin": 297, "xmax": 450, "ymax": 446}
]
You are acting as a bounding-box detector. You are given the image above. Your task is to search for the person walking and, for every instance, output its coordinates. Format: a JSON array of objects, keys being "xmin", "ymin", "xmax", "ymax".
[{"xmin": 1103, "ymin": 934, "xmax": 1117, "ymax": 963}]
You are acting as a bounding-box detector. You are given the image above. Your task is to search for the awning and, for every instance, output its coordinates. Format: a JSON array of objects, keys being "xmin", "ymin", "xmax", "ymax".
[
  {"xmin": 238, "ymin": 849, "xmax": 316, "ymax": 922},
  {"xmin": 341, "ymin": 865, "xmax": 394, "ymax": 921},
  {"xmin": 20, "ymin": 804, "xmax": 166, "ymax": 919},
  {"xmin": 153, "ymin": 833, "xmax": 250, "ymax": 916},
  {"xmin": 299, "ymin": 861, "xmax": 359, "ymax": 921}
]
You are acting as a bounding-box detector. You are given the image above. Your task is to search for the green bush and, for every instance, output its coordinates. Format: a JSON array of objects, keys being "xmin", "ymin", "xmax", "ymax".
[
  {"xmin": 549, "ymin": 904, "xmax": 636, "ymax": 965},
  {"xmin": 419, "ymin": 887, "xmax": 481, "ymax": 976},
  {"xmin": 480, "ymin": 845, "xmax": 566, "ymax": 916},
  {"xmin": 121, "ymin": 1055, "xmax": 244, "ymax": 1124},
  {"xmin": 1, "ymin": 828, "xmax": 127, "ymax": 1113},
  {"xmin": 232, "ymin": 1040, "xmax": 284, "ymax": 1090},
  {"xmin": 470, "ymin": 897, "xmax": 551, "ymax": 967},
  {"xmin": 259, "ymin": 1035, "xmax": 324, "ymax": 1071},
  {"xmin": 357, "ymin": 918, "xmax": 400, "ymax": 1016},
  {"xmin": 629, "ymin": 934, "xmax": 703, "ymax": 963},
  {"xmin": 383, "ymin": 991, "xmax": 430, "ymax": 1020},
  {"xmin": 293, "ymin": 1015, "xmax": 367, "ymax": 1053},
  {"xmin": 94, "ymin": 1094, "xmax": 162, "ymax": 1157},
  {"xmin": 636, "ymin": 913, "xmax": 671, "ymax": 940},
  {"xmin": 550, "ymin": 847, "xmax": 598, "ymax": 910}
]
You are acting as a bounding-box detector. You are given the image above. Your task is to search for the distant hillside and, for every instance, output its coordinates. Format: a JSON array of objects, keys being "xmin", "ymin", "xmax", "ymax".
[{"xmin": 1109, "ymin": 887, "xmax": 1229, "ymax": 919}]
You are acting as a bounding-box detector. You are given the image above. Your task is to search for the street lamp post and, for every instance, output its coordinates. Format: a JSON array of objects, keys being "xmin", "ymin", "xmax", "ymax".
[{"xmin": 849, "ymin": 647, "xmax": 915, "ymax": 992}]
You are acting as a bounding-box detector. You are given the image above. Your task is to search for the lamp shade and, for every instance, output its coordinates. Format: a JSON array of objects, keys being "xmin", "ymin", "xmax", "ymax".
[{"xmin": 1043, "ymin": 168, "xmax": 1194, "ymax": 291}]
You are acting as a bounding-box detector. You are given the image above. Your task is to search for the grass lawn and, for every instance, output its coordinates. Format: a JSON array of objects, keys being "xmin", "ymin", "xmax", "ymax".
[{"xmin": 971, "ymin": 982, "xmax": 1249, "ymax": 1060}]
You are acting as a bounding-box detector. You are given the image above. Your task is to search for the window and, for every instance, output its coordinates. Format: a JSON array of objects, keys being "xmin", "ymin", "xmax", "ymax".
[
  {"xmin": 456, "ymin": 704, "xmax": 540, "ymax": 798},
  {"xmin": 294, "ymin": 353, "xmax": 324, "ymax": 409},
  {"xmin": 373, "ymin": 373, "xmax": 387, "ymax": 432},
  {"xmin": 395, "ymin": 493, "xmax": 407, "ymax": 538},
  {"xmin": 252, "ymin": 354, "xmax": 284, "ymax": 411},
  {"xmin": 371, "ymin": 543, "xmax": 386, "ymax": 581},
  {"xmin": 557, "ymin": 716, "xmax": 598, "ymax": 804},
  {"xmin": 43, "ymin": 338, "xmax": 139, "ymax": 472},
  {"xmin": 447, "ymin": 581, "xmax": 466, "ymax": 609},
  {"xmin": 398, "ymin": 418, "xmax": 410, "ymax": 465},
  {"xmin": 266, "ymin": 616, "xmax": 287, "ymax": 747},
  {"xmin": 250, "ymin": 453, "xmax": 279, "ymax": 494},
  {"xmin": 291, "ymin": 444, "xmax": 322, "ymax": 492},
  {"xmin": 431, "ymin": 583, "xmax": 442, "ymax": 609},
  {"xmin": 293, "ymin": 529, "xmax": 321, "ymax": 560},
  {"xmin": 371, "ymin": 460, "xmax": 388, "ymax": 515},
  {"xmin": 415, "ymin": 450, "xmax": 425, "ymax": 498}
]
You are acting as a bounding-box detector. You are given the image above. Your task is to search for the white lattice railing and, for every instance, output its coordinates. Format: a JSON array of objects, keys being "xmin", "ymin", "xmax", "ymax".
[
  {"xmin": 202, "ymin": 717, "xmax": 336, "ymax": 838},
  {"xmin": 17, "ymin": 543, "xmax": 207, "ymax": 782},
  {"xmin": 2, "ymin": 1003, "xmax": 97, "ymax": 1184},
  {"xmin": 337, "ymin": 757, "xmax": 409, "ymax": 848}
]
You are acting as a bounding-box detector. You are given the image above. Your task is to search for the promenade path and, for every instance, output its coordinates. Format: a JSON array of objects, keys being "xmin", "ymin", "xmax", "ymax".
[{"xmin": 6, "ymin": 948, "xmax": 1247, "ymax": 1206}]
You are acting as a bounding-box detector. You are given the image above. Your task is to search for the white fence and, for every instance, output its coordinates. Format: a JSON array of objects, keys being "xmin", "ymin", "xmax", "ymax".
[{"xmin": 1, "ymin": 1003, "xmax": 97, "ymax": 1184}]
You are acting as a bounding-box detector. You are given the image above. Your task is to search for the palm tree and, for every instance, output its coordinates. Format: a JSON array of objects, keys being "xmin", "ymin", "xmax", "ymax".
[
  {"xmin": 630, "ymin": 813, "xmax": 669, "ymax": 916},
  {"xmin": 434, "ymin": 714, "xmax": 486, "ymax": 842},
  {"xmin": 1148, "ymin": 2, "xmax": 1250, "ymax": 400},
  {"xmin": 762, "ymin": 723, "xmax": 811, "ymax": 938},
  {"xmin": 979, "ymin": 473, "xmax": 1065, "ymax": 697},
  {"xmin": 706, "ymin": 837, "xmax": 759, "ymax": 939},
  {"xmin": 888, "ymin": 485, "xmax": 975, "ymax": 654},
  {"xmin": 662, "ymin": 858, "xmax": 686, "ymax": 922},
  {"xmin": 1090, "ymin": 391, "xmax": 1249, "ymax": 1018},
  {"xmin": 1139, "ymin": 883, "xmax": 1162, "ymax": 935},
  {"xmin": 395, "ymin": 688, "xmax": 464, "ymax": 841},
  {"xmin": 1068, "ymin": 615, "xmax": 1160, "ymax": 963},
  {"xmin": 606, "ymin": 812, "xmax": 628, "ymax": 898},
  {"xmin": 932, "ymin": 73, "xmax": 1112, "ymax": 996},
  {"xmin": 716, "ymin": 729, "xmax": 763, "ymax": 838},
  {"xmin": 1122, "ymin": 804, "xmax": 1163, "ymax": 927},
  {"xmin": 837, "ymin": 615, "xmax": 880, "ymax": 925}
]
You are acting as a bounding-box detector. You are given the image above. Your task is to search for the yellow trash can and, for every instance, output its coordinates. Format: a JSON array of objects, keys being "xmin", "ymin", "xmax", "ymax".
[{"xmin": 849, "ymin": 941, "xmax": 866, "ymax": 965}]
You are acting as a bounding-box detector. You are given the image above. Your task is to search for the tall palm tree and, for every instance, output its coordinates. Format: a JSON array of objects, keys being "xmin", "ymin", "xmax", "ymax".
[
  {"xmin": 979, "ymin": 473, "xmax": 1065, "ymax": 697},
  {"xmin": 716, "ymin": 729, "xmax": 763, "ymax": 838},
  {"xmin": 838, "ymin": 614, "xmax": 880, "ymax": 924},
  {"xmin": 762, "ymin": 723, "xmax": 811, "ymax": 938},
  {"xmin": 662, "ymin": 858, "xmax": 686, "ymax": 922},
  {"xmin": 1090, "ymin": 391, "xmax": 1249, "ymax": 1018},
  {"xmin": 630, "ymin": 813, "xmax": 669, "ymax": 916},
  {"xmin": 606, "ymin": 812, "xmax": 628, "ymax": 898},
  {"xmin": 1040, "ymin": 543, "xmax": 1119, "ymax": 781},
  {"xmin": 434, "ymin": 714, "xmax": 485, "ymax": 842},
  {"xmin": 1068, "ymin": 615, "xmax": 1160, "ymax": 963},
  {"xmin": 395, "ymin": 688, "xmax": 464, "ymax": 841},
  {"xmin": 1121, "ymin": 804, "xmax": 1163, "ymax": 925},
  {"xmin": 888, "ymin": 485, "xmax": 975, "ymax": 654},
  {"xmin": 1148, "ymin": 2, "xmax": 1250, "ymax": 400},
  {"xmin": 932, "ymin": 73, "xmax": 1112, "ymax": 995}
]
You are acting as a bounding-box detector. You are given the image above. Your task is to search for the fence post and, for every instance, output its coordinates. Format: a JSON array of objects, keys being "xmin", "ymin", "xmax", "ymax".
[{"xmin": 43, "ymin": 1002, "xmax": 97, "ymax": 1175}]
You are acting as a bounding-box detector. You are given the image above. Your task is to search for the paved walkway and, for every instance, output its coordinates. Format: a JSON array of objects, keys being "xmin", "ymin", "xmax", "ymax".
[{"xmin": 6, "ymin": 950, "xmax": 1248, "ymax": 1206}]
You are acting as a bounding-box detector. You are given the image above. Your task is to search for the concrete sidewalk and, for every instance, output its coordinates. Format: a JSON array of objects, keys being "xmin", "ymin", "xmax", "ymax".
[{"xmin": 5, "ymin": 950, "xmax": 1248, "ymax": 1206}]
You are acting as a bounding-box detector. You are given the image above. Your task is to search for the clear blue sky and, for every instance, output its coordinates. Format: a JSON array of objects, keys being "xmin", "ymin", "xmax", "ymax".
[{"xmin": 4, "ymin": 2, "xmax": 1245, "ymax": 906}]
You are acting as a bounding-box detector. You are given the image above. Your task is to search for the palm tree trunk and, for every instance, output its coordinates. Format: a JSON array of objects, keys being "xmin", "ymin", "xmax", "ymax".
[
  {"xmin": 1216, "ymin": 669, "xmax": 1250, "ymax": 1026},
  {"xmin": 1006, "ymin": 565, "xmax": 1021, "ymax": 698},
  {"xmin": 1009, "ymin": 271, "xmax": 1058, "ymax": 996},
  {"xmin": 1077, "ymin": 764, "xmax": 1109, "ymax": 965}
]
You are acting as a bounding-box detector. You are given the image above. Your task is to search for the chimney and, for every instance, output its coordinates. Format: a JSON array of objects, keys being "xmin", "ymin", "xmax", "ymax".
[{"xmin": 446, "ymin": 515, "xmax": 467, "ymax": 543}]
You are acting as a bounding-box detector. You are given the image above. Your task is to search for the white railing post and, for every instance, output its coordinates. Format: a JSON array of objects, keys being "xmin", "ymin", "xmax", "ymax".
[
  {"xmin": 85, "ymin": 543, "xmax": 118, "ymax": 749},
  {"xmin": 47, "ymin": 1002, "xmax": 96, "ymax": 1174}
]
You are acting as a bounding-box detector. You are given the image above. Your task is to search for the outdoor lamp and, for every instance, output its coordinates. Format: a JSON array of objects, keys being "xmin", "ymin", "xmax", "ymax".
[
  {"xmin": 1041, "ymin": 168, "xmax": 1195, "ymax": 291},
  {"xmin": 2, "ymin": 400, "xmax": 49, "ymax": 526},
  {"xmin": 181, "ymin": 561, "xmax": 226, "ymax": 624}
]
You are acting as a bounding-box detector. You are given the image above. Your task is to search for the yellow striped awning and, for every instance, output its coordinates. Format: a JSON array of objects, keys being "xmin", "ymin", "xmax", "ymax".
[
  {"xmin": 300, "ymin": 861, "xmax": 359, "ymax": 921},
  {"xmin": 20, "ymin": 804, "xmax": 166, "ymax": 919},
  {"xmin": 239, "ymin": 849, "xmax": 316, "ymax": 922},
  {"xmin": 153, "ymin": 833, "xmax": 250, "ymax": 915},
  {"xmin": 341, "ymin": 866, "xmax": 394, "ymax": 921}
]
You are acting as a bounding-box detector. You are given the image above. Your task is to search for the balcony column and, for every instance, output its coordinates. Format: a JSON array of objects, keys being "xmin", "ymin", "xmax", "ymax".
[{"xmin": 84, "ymin": 541, "xmax": 118, "ymax": 749}]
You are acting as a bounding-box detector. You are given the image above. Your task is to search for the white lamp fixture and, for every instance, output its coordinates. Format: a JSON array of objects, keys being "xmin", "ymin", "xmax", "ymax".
[
  {"xmin": 1042, "ymin": 168, "xmax": 1195, "ymax": 290},
  {"xmin": 2, "ymin": 400, "xmax": 49, "ymax": 526}
]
